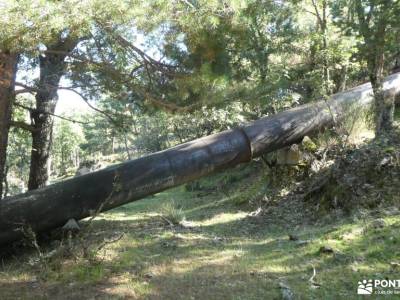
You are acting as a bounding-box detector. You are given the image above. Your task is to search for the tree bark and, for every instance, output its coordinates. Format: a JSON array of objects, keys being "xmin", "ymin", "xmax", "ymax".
[
  {"xmin": 0, "ymin": 50, "xmax": 18, "ymax": 198},
  {"xmin": 0, "ymin": 72, "xmax": 399, "ymax": 246},
  {"xmin": 28, "ymin": 37, "xmax": 79, "ymax": 190},
  {"xmin": 369, "ymin": 51, "xmax": 394, "ymax": 134},
  {"xmin": 355, "ymin": 1, "xmax": 392, "ymax": 134},
  {"xmin": 3, "ymin": 165, "xmax": 9, "ymax": 197}
]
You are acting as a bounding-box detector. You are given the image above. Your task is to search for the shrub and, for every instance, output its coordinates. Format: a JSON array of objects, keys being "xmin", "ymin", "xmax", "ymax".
[{"xmin": 159, "ymin": 201, "xmax": 185, "ymax": 225}]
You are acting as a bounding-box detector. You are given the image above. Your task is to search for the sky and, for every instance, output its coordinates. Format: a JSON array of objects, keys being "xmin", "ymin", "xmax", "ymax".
[
  {"xmin": 55, "ymin": 85, "xmax": 89, "ymax": 116},
  {"xmin": 15, "ymin": 76, "xmax": 90, "ymax": 116}
]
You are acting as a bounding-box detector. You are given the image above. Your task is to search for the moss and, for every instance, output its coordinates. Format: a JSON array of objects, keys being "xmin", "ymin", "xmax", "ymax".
[{"xmin": 301, "ymin": 136, "xmax": 318, "ymax": 152}]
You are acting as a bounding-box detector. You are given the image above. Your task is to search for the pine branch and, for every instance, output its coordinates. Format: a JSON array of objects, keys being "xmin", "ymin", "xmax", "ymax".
[{"xmin": 13, "ymin": 102, "xmax": 90, "ymax": 126}]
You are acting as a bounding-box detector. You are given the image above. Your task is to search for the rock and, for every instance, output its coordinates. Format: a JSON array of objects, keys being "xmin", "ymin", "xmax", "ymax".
[
  {"xmin": 62, "ymin": 219, "xmax": 80, "ymax": 233},
  {"xmin": 279, "ymin": 282, "xmax": 294, "ymax": 300},
  {"xmin": 277, "ymin": 144, "xmax": 302, "ymax": 165},
  {"xmin": 319, "ymin": 246, "xmax": 334, "ymax": 254},
  {"xmin": 370, "ymin": 218, "xmax": 386, "ymax": 229}
]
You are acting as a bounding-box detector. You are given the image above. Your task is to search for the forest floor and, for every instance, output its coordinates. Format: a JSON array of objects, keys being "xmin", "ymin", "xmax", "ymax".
[{"xmin": 1, "ymin": 116, "xmax": 400, "ymax": 299}]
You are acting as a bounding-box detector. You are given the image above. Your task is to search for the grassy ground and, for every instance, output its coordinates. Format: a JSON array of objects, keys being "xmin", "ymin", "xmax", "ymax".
[{"xmin": 0, "ymin": 160, "xmax": 399, "ymax": 299}]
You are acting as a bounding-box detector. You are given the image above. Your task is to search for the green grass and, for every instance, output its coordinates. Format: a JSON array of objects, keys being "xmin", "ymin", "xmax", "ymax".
[{"xmin": 1, "ymin": 162, "xmax": 399, "ymax": 299}]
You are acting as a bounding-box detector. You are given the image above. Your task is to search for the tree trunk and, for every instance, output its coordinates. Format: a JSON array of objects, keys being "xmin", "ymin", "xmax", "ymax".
[
  {"xmin": 3, "ymin": 164, "xmax": 9, "ymax": 197},
  {"xmin": 321, "ymin": 0, "xmax": 330, "ymax": 95},
  {"xmin": 338, "ymin": 64, "xmax": 348, "ymax": 92},
  {"xmin": 370, "ymin": 77, "xmax": 394, "ymax": 134},
  {"xmin": 28, "ymin": 37, "xmax": 79, "ymax": 190},
  {"xmin": 123, "ymin": 133, "xmax": 132, "ymax": 160},
  {"xmin": 0, "ymin": 51, "xmax": 18, "ymax": 198},
  {"xmin": 368, "ymin": 51, "xmax": 394, "ymax": 134},
  {"xmin": 0, "ymin": 72, "xmax": 399, "ymax": 246}
]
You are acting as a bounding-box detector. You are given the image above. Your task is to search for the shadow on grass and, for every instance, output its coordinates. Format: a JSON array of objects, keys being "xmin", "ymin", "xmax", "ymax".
[{"xmin": 1, "ymin": 205, "xmax": 399, "ymax": 299}]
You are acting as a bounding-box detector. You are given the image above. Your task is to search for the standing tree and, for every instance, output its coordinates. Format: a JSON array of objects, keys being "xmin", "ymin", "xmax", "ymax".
[
  {"xmin": 333, "ymin": 0, "xmax": 400, "ymax": 133},
  {"xmin": 0, "ymin": 0, "xmax": 63, "ymax": 197},
  {"xmin": 5, "ymin": 1, "xmax": 143, "ymax": 190},
  {"xmin": 0, "ymin": 50, "xmax": 18, "ymax": 197},
  {"xmin": 27, "ymin": 35, "xmax": 80, "ymax": 189}
]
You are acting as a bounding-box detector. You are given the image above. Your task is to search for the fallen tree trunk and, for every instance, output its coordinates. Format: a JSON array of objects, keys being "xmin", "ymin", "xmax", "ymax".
[{"xmin": 1, "ymin": 73, "xmax": 399, "ymax": 246}]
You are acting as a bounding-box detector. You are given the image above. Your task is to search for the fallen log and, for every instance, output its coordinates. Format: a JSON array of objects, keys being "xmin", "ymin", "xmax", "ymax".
[{"xmin": 1, "ymin": 73, "xmax": 399, "ymax": 246}]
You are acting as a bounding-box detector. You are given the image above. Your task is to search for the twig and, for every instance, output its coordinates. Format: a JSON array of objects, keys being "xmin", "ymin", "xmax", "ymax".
[
  {"xmin": 308, "ymin": 265, "xmax": 321, "ymax": 288},
  {"xmin": 98, "ymin": 22, "xmax": 178, "ymax": 74},
  {"xmin": 180, "ymin": 0, "xmax": 196, "ymax": 9},
  {"xmin": 309, "ymin": 266, "xmax": 316, "ymax": 283},
  {"xmin": 57, "ymin": 86, "xmax": 120, "ymax": 126},
  {"xmin": 96, "ymin": 233, "xmax": 124, "ymax": 252}
]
